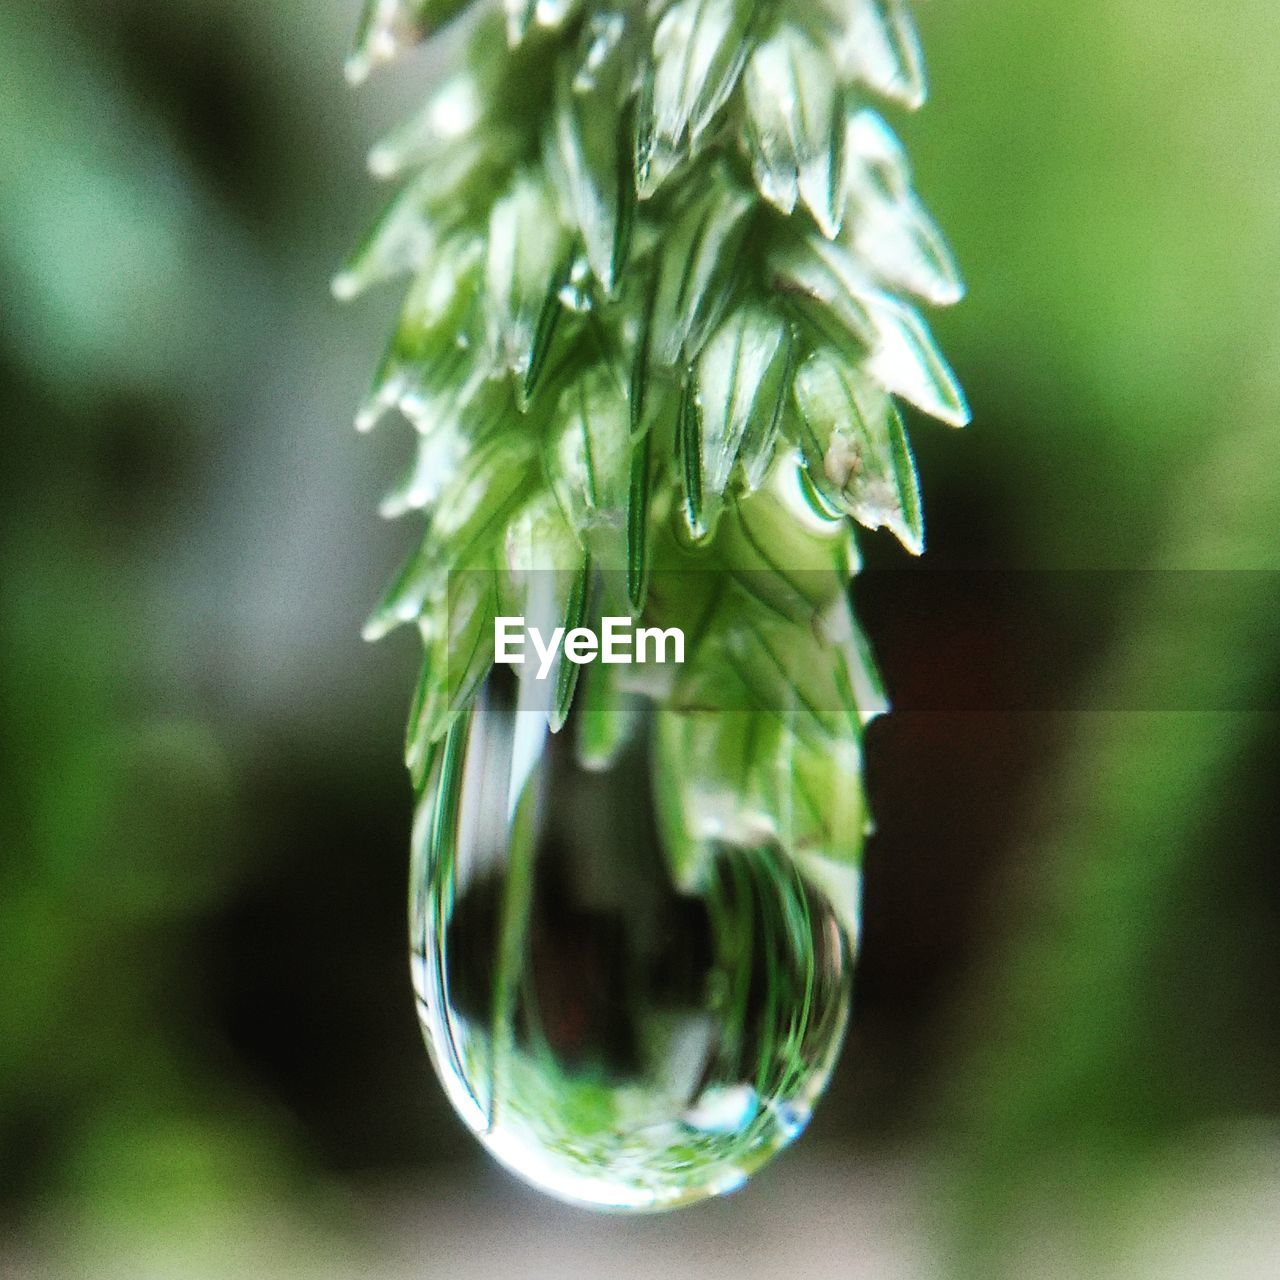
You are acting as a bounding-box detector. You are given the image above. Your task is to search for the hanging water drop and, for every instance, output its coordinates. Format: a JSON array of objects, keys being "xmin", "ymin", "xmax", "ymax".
[
  {"xmin": 337, "ymin": 0, "xmax": 966, "ymax": 1218},
  {"xmin": 410, "ymin": 667, "xmax": 853, "ymax": 1211}
]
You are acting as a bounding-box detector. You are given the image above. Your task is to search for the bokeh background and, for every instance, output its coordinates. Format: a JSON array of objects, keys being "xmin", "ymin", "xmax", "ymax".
[{"xmin": 2, "ymin": 1, "xmax": 1278, "ymax": 1276}]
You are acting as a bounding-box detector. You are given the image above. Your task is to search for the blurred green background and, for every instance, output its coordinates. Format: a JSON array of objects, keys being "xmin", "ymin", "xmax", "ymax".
[{"xmin": 2, "ymin": 1, "xmax": 1278, "ymax": 1276}]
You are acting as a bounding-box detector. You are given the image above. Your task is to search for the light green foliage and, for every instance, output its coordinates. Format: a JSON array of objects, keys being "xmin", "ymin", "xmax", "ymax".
[{"xmin": 343, "ymin": 0, "xmax": 965, "ymax": 906}]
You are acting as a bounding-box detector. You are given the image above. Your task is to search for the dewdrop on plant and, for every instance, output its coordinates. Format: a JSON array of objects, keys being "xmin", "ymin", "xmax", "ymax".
[{"xmin": 339, "ymin": 0, "xmax": 965, "ymax": 1211}]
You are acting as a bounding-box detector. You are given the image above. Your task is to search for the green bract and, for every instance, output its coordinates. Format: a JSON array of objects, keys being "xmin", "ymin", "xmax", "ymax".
[{"xmin": 342, "ymin": 0, "xmax": 965, "ymax": 915}]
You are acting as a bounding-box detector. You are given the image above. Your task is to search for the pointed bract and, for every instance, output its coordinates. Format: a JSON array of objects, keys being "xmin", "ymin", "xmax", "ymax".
[
  {"xmin": 843, "ymin": 111, "xmax": 963, "ymax": 305},
  {"xmin": 820, "ymin": 0, "xmax": 925, "ymax": 109},
  {"xmin": 694, "ymin": 305, "xmax": 792, "ymax": 535},
  {"xmin": 547, "ymin": 369, "xmax": 633, "ymax": 571},
  {"xmin": 744, "ymin": 27, "xmax": 844, "ymax": 236},
  {"xmin": 651, "ymin": 180, "xmax": 753, "ymax": 367},
  {"xmin": 637, "ymin": 0, "xmax": 755, "ymax": 198},
  {"xmin": 548, "ymin": 54, "xmax": 627, "ymax": 292},
  {"xmin": 793, "ymin": 347, "xmax": 925, "ymax": 552},
  {"xmin": 485, "ymin": 174, "xmax": 570, "ymax": 391}
]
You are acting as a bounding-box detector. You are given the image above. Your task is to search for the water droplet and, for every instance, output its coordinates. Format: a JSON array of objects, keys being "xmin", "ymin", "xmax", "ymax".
[
  {"xmin": 556, "ymin": 256, "xmax": 595, "ymax": 313},
  {"xmin": 574, "ymin": 12, "xmax": 626, "ymax": 94},
  {"xmin": 410, "ymin": 669, "xmax": 852, "ymax": 1210}
]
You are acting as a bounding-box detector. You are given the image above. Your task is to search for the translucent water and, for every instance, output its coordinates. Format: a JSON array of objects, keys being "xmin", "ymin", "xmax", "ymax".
[{"xmin": 410, "ymin": 670, "xmax": 853, "ymax": 1211}]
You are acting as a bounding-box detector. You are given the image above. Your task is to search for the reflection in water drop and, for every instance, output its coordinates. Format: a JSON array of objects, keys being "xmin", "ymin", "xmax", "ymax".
[{"xmin": 410, "ymin": 670, "xmax": 853, "ymax": 1211}]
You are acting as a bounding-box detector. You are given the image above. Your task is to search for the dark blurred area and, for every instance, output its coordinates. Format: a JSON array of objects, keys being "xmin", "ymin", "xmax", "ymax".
[{"xmin": 2, "ymin": 1, "xmax": 1278, "ymax": 1276}]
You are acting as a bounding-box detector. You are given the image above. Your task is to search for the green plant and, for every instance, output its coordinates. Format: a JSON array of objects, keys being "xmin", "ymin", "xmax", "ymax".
[
  {"xmin": 342, "ymin": 0, "xmax": 964, "ymax": 907},
  {"xmin": 340, "ymin": 0, "xmax": 965, "ymax": 1207}
]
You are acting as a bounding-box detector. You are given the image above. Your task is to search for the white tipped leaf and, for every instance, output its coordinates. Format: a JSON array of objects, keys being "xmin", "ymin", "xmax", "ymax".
[{"xmin": 744, "ymin": 26, "xmax": 843, "ymax": 236}]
